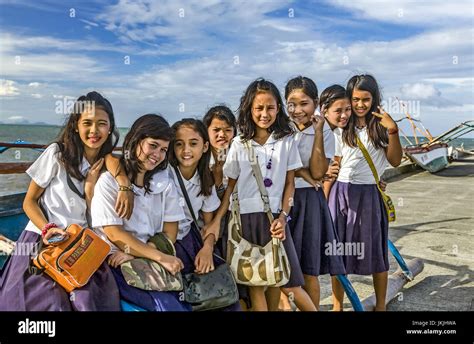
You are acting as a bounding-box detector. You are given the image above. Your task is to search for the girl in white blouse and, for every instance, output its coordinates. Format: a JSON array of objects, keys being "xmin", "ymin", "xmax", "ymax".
[
  {"xmin": 328, "ymin": 75, "xmax": 403, "ymax": 311},
  {"xmin": 91, "ymin": 114, "xmax": 190, "ymax": 311},
  {"xmin": 0, "ymin": 91, "xmax": 121, "ymax": 311}
]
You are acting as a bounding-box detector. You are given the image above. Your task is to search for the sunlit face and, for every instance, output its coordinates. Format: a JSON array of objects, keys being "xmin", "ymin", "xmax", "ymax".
[
  {"xmin": 207, "ymin": 118, "xmax": 234, "ymax": 151},
  {"xmin": 77, "ymin": 107, "xmax": 111, "ymax": 150},
  {"xmin": 174, "ymin": 126, "xmax": 209, "ymax": 169},
  {"xmin": 324, "ymin": 98, "xmax": 352, "ymax": 129},
  {"xmin": 286, "ymin": 89, "xmax": 318, "ymax": 128},
  {"xmin": 136, "ymin": 137, "xmax": 169, "ymax": 171},
  {"xmin": 351, "ymin": 88, "xmax": 373, "ymax": 118},
  {"xmin": 251, "ymin": 92, "xmax": 279, "ymax": 130}
]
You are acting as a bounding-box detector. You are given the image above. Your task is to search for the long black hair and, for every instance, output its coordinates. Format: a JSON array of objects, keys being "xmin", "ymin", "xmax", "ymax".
[
  {"xmin": 237, "ymin": 78, "xmax": 293, "ymax": 141},
  {"xmin": 344, "ymin": 74, "xmax": 388, "ymax": 149},
  {"xmin": 121, "ymin": 114, "xmax": 173, "ymax": 194},
  {"xmin": 56, "ymin": 91, "xmax": 119, "ymax": 180},
  {"xmin": 169, "ymin": 118, "xmax": 214, "ymax": 197}
]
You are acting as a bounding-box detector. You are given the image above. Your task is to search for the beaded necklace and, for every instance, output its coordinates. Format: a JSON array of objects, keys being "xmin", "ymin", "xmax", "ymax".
[{"xmin": 262, "ymin": 143, "xmax": 275, "ymax": 187}]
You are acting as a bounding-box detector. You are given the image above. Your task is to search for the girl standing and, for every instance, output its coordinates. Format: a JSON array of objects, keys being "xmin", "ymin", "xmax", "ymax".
[
  {"xmin": 203, "ymin": 105, "xmax": 237, "ymax": 258},
  {"xmin": 328, "ymin": 75, "xmax": 402, "ymax": 311},
  {"xmin": 169, "ymin": 118, "xmax": 240, "ymax": 311},
  {"xmin": 203, "ymin": 105, "xmax": 236, "ymax": 199},
  {"xmin": 285, "ymin": 76, "xmax": 346, "ymax": 310},
  {"xmin": 319, "ymin": 84, "xmax": 352, "ymax": 198},
  {"xmin": 206, "ymin": 78, "xmax": 315, "ymax": 311},
  {"xmin": 0, "ymin": 91, "xmax": 121, "ymax": 311},
  {"xmin": 91, "ymin": 114, "xmax": 190, "ymax": 311}
]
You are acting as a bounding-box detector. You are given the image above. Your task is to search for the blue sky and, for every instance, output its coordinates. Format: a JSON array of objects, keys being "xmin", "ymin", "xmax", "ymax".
[{"xmin": 0, "ymin": 0, "xmax": 473, "ymax": 136}]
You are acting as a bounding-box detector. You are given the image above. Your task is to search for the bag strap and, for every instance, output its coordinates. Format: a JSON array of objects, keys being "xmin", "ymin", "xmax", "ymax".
[
  {"xmin": 355, "ymin": 136, "xmax": 385, "ymax": 196},
  {"xmin": 66, "ymin": 174, "xmax": 85, "ymax": 199},
  {"xmin": 173, "ymin": 166, "xmax": 225, "ymax": 263},
  {"xmin": 243, "ymin": 140, "xmax": 274, "ymax": 224}
]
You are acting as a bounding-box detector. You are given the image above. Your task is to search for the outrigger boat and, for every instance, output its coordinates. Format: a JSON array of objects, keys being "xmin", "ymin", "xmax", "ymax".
[
  {"xmin": 396, "ymin": 100, "xmax": 474, "ymax": 173},
  {"xmin": 0, "ymin": 141, "xmax": 421, "ymax": 311}
]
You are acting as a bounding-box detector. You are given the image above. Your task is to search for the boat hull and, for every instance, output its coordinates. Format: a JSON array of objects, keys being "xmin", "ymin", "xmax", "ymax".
[{"xmin": 405, "ymin": 144, "xmax": 449, "ymax": 173}]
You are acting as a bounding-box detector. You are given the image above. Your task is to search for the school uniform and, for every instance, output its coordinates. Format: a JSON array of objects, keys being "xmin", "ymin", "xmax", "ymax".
[
  {"xmin": 223, "ymin": 133, "xmax": 305, "ymax": 288},
  {"xmin": 0, "ymin": 143, "xmax": 120, "ymax": 311},
  {"xmin": 290, "ymin": 121, "xmax": 346, "ymax": 276},
  {"xmin": 170, "ymin": 167, "xmax": 221, "ymax": 273},
  {"xmin": 170, "ymin": 167, "xmax": 241, "ymax": 311},
  {"xmin": 91, "ymin": 169, "xmax": 191, "ymax": 311},
  {"xmin": 328, "ymin": 127, "xmax": 390, "ymax": 275}
]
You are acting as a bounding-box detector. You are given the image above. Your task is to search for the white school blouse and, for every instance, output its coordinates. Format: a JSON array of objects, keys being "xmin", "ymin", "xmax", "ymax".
[
  {"xmin": 334, "ymin": 127, "xmax": 389, "ymax": 184},
  {"xmin": 223, "ymin": 133, "xmax": 303, "ymax": 214},
  {"xmin": 24, "ymin": 143, "xmax": 89, "ymax": 235},
  {"xmin": 170, "ymin": 167, "xmax": 221, "ymax": 240},
  {"xmin": 294, "ymin": 120, "xmax": 335, "ymax": 189},
  {"xmin": 91, "ymin": 170, "xmax": 185, "ymax": 249}
]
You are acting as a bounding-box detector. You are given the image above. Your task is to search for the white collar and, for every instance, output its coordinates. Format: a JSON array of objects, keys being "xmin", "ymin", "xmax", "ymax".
[
  {"xmin": 80, "ymin": 157, "xmax": 91, "ymax": 176},
  {"xmin": 173, "ymin": 166, "xmax": 201, "ymax": 186},
  {"xmin": 250, "ymin": 132, "xmax": 277, "ymax": 146},
  {"xmin": 147, "ymin": 169, "xmax": 172, "ymax": 194}
]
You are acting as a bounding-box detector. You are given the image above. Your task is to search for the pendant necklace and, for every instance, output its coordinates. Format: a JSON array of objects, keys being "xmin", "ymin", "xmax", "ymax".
[{"xmin": 262, "ymin": 144, "xmax": 275, "ymax": 188}]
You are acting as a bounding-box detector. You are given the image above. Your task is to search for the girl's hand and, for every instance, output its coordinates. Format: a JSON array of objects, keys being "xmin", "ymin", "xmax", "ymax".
[
  {"xmin": 372, "ymin": 106, "xmax": 397, "ymax": 131},
  {"xmin": 270, "ymin": 218, "xmax": 286, "ymax": 240},
  {"xmin": 325, "ymin": 160, "xmax": 340, "ymax": 180},
  {"xmin": 300, "ymin": 172, "xmax": 320, "ymax": 190},
  {"xmin": 311, "ymin": 114, "xmax": 325, "ymax": 132},
  {"xmin": 159, "ymin": 254, "xmax": 184, "ymax": 276},
  {"xmin": 85, "ymin": 158, "xmax": 105, "ymax": 186},
  {"xmin": 194, "ymin": 246, "xmax": 214, "ymax": 274},
  {"xmin": 43, "ymin": 228, "xmax": 69, "ymax": 246},
  {"xmin": 115, "ymin": 189, "xmax": 134, "ymax": 220},
  {"xmin": 108, "ymin": 250, "xmax": 134, "ymax": 268},
  {"xmin": 379, "ymin": 180, "xmax": 387, "ymax": 192}
]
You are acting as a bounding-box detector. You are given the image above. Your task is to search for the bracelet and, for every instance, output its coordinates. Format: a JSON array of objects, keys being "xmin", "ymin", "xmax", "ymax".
[
  {"xmin": 41, "ymin": 222, "xmax": 57, "ymax": 237},
  {"xmin": 118, "ymin": 185, "xmax": 133, "ymax": 192},
  {"xmin": 388, "ymin": 127, "xmax": 399, "ymax": 135},
  {"xmin": 279, "ymin": 210, "xmax": 291, "ymax": 222}
]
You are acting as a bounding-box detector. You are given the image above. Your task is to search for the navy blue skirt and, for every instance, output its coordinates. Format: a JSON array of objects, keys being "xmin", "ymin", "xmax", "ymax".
[
  {"xmin": 0, "ymin": 230, "xmax": 120, "ymax": 311},
  {"xmin": 289, "ymin": 187, "xmax": 346, "ymax": 276},
  {"xmin": 328, "ymin": 181, "xmax": 389, "ymax": 275}
]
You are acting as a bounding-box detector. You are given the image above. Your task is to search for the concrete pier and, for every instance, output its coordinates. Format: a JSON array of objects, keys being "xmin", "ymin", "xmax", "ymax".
[{"xmin": 319, "ymin": 157, "xmax": 474, "ymax": 311}]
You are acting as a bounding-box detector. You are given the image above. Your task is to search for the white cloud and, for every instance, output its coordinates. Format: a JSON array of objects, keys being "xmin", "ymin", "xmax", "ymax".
[
  {"xmin": 400, "ymin": 83, "xmax": 441, "ymax": 99},
  {"xmin": 7, "ymin": 115, "xmax": 28, "ymax": 123},
  {"xmin": 28, "ymin": 82, "xmax": 41, "ymax": 87},
  {"xmin": 30, "ymin": 93, "xmax": 43, "ymax": 98},
  {"xmin": 0, "ymin": 32, "xmax": 129, "ymax": 55},
  {"xmin": 2, "ymin": 53, "xmax": 107, "ymax": 81},
  {"xmin": 329, "ymin": 0, "xmax": 473, "ymax": 27},
  {"xmin": 0, "ymin": 79, "xmax": 19, "ymax": 96},
  {"xmin": 79, "ymin": 19, "xmax": 99, "ymax": 27}
]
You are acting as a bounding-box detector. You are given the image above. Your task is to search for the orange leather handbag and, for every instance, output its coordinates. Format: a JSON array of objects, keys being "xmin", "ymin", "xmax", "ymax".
[{"xmin": 30, "ymin": 224, "xmax": 111, "ymax": 293}]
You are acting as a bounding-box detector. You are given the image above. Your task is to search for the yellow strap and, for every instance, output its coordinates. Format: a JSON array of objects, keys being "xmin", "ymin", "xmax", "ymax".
[{"xmin": 355, "ymin": 136, "xmax": 386, "ymax": 196}]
